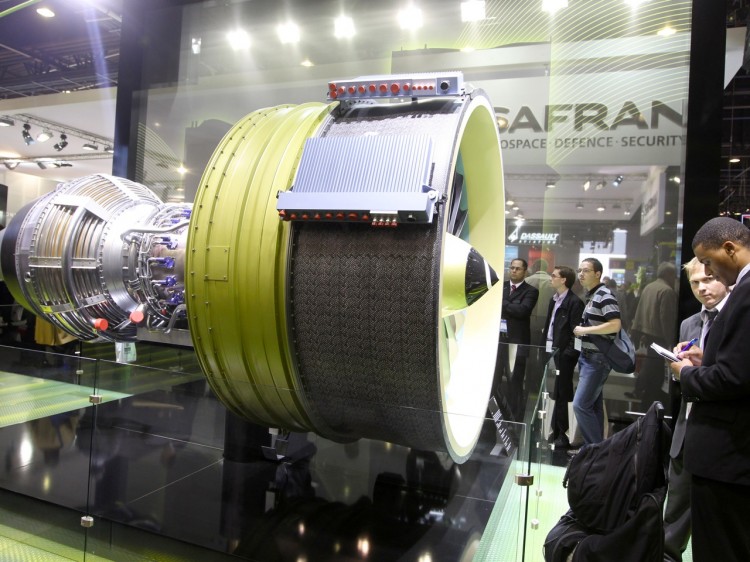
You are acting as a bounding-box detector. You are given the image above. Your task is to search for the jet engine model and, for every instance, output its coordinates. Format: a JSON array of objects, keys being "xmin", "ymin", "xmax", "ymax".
[{"xmin": 0, "ymin": 72, "xmax": 505, "ymax": 462}]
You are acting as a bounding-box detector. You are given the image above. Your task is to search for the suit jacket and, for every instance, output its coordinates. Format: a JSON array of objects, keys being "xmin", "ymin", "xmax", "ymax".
[
  {"xmin": 541, "ymin": 290, "xmax": 585, "ymax": 362},
  {"xmin": 670, "ymin": 312, "xmax": 702, "ymax": 458},
  {"xmin": 631, "ymin": 277, "xmax": 678, "ymax": 345},
  {"xmin": 502, "ymin": 280, "xmax": 539, "ymax": 345},
  {"xmin": 681, "ymin": 273, "xmax": 750, "ymax": 484}
]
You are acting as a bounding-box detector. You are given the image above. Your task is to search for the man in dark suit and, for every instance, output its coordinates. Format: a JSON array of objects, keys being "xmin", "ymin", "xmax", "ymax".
[
  {"xmin": 664, "ymin": 258, "xmax": 728, "ymax": 562},
  {"xmin": 495, "ymin": 258, "xmax": 539, "ymax": 420},
  {"xmin": 541, "ymin": 265, "xmax": 584, "ymax": 449},
  {"xmin": 670, "ymin": 217, "xmax": 750, "ymax": 562}
]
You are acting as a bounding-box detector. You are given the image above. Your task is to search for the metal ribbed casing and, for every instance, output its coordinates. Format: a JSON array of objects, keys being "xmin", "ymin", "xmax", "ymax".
[{"xmin": 5, "ymin": 174, "xmax": 164, "ymax": 341}]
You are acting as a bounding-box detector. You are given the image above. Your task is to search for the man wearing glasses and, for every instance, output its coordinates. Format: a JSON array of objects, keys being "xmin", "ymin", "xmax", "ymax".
[
  {"xmin": 496, "ymin": 258, "xmax": 539, "ymax": 420},
  {"xmin": 571, "ymin": 257, "xmax": 622, "ymax": 448}
]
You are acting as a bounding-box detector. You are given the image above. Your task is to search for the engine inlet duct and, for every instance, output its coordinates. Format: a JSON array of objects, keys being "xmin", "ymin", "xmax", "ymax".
[
  {"xmin": 0, "ymin": 174, "xmax": 190, "ymax": 341},
  {"xmin": 188, "ymin": 73, "xmax": 505, "ymax": 462}
]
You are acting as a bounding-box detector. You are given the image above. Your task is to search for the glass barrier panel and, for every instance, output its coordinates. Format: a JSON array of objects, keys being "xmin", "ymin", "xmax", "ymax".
[
  {"xmin": 81, "ymin": 366, "xmax": 529, "ymax": 561},
  {"xmin": 0, "ymin": 343, "xmax": 97, "ymax": 560}
]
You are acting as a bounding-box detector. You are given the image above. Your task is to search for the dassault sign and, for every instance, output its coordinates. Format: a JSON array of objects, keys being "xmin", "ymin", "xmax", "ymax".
[{"xmin": 508, "ymin": 226, "xmax": 560, "ymax": 245}]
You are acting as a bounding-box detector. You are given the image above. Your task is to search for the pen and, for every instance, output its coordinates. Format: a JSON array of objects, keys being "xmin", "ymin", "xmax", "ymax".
[{"xmin": 680, "ymin": 337, "xmax": 698, "ymax": 352}]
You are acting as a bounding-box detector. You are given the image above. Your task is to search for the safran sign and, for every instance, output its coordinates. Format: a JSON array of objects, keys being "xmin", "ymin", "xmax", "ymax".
[{"xmin": 507, "ymin": 226, "xmax": 560, "ymax": 245}]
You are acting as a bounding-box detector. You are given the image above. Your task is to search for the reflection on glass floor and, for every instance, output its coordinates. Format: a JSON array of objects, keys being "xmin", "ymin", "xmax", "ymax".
[{"xmin": 0, "ymin": 362, "xmax": 521, "ymax": 561}]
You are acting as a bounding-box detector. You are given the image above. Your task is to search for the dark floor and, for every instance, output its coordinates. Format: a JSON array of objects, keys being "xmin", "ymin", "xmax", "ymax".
[{"xmin": 0, "ymin": 341, "xmax": 515, "ymax": 561}]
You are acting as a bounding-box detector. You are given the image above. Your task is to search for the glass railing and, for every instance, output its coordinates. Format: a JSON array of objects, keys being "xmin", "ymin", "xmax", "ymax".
[{"xmin": 0, "ymin": 338, "xmax": 550, "ymax": 561}]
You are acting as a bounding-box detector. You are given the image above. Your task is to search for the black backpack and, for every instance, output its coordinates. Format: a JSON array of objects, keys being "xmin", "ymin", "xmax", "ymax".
[
  {"xmin": 543, "ymin": 402, "xmax": 671, "ymax": 562},
  {"xmin": 562, "ymin": 401, "xmax": 671, "ymax": 533},
  {"xmin": 543, "ymin": 510, "xmax": 589, "ymax": 562},
  {"xmin": 544, "ymin": 487, "xmax": 666, "ymax": 562}
]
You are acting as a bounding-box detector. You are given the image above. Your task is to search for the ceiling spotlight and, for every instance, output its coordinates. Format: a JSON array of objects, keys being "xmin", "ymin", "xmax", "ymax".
[
  {"xmin": 36, "ymin": 161, "xmax": 47, "ymax": 170},
  {"xmin": 334, "ymin": 15, "xmax": 356, "ymax": 39},
  {"xmin": 82, "ymin": 143, "xmax": 99, "ymax": 151},
  {"xmin": 36, "ymin": 130, "xmax": 53, "ymax": 142},
  {"xmin": 512, "ymin": 205, "xmax": 519, "ymax": 211},
  {"xmin": 612, "ymin": 175, "xmax": 624, "ymax": 187},
  {"xmin": 576, "ymin": 202, "xmax": 584, "ymax": 209},
  {"xmin": 595, "ymin": 181, "xmax": 606, "ymax": 190},
  {"xmin": 506, "ymin": 199, "xmax": 515, "ymax": 206},
  {"xmin": 583, "ymin": 179, "xmax": 591, "ymax": 191},
  {"xmin": 104, "ymin": 145, "xmax": 114, "ymax": 154},
  {"xmin": 0, "ymin": 117, "xmax": 14, "ymax": 127},
  {"xmin": 3, "ymin": 161, "xmax": 19, "ymax": 170},
  {"xmin": 624, "ymin": 208, "xmax": 632, "ymax": 216},
  {"xmin": 52, "ymin": 162, "xmax": 73, "ymax": 168},
  {"xmin": 461, "ymin": 0, "xmax": 486, "ymax": 22},
  {"xmin": 53, "ymin": 133, "xmax": 68, "ymax": 151},
  {"xmin": 596, "ymin": 204, "xmax": 606, "ymax": 212},
  {"xmin": 227, "ymin": 29, "xmax": 251, "ymax": 51},
  {"xmin": 397, "ymin": 4, "xmax": 423, "ymax": 30},
  {"xmin": 22, "ymin": 123, "xmax": 34, "ymax": 145},
  {"xmin": 545, "ymin": 179, "xmax": 556, "ymax": 189},
  {"xmin": 671, "ymin": 175, "xmax": 681, "ymax": 183},
  {"xmin": 277, "ymin": 21, "xmax": 301, "ymax": 44}
]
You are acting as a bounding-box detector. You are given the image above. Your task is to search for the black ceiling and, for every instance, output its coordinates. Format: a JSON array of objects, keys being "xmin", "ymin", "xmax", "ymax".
[{"xmin": 0, "ymin": 0, "xmax": 121, "ymax": 99}]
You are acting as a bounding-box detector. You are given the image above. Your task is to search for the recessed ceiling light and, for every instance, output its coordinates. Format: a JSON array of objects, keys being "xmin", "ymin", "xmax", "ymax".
[
  {"xmin": 277, "ymin": 21, "xmax": 301, "ymax": 44},
  {"xmin": 334, "ymin": 15, "xmax": 356, "ymax": 39},
  {"xmin": 36, "ymin": 7, "xmax": 55, "ymax": 18},
  {"xmin": 506, "ymin": 199, "xmax": 515, "ymax": 206},
  {"xmin": 36, "ymin": 130, "xmax": 53, "ymax": 142},
  {"xmin": 300, "ymin": 59, "xmax": 314, "ymax": 67},
  {"xmin": 397, "ymin": 4, "xmax": 423, "ymax": 30},
  {"xmin": 461, "ymin": 1, "xmax": 486, "ymax": 22},
  {"xmin": 576, "ymin": 202, "xmax": 584, "ymax": 209},
  {"xmin": 597, "ymin": 204, "xmax": 606, "ymax": 212},
  {"xmin": 227, "ymin": 29, "xmax": 251, "ymax": 51},
  {"xmin": 82, "ymin": 143, "xmax": 99, "ymax": 151},
  {"xmin": 730, "ymin": 157, "xmax": 740, "ymax": 163},
  {"xmin": 0, "ymin": 117, "xmax": 14, "ymax": 127}
]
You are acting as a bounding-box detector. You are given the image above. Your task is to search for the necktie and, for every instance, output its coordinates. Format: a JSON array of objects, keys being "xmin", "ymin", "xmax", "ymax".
[
  {"xmin": 510, "ymin": 284, "xmax": 517, "ymax": 293},
  {"xmin": 700, "ymin": 308, "xmax": 718, "ymax": 348}
]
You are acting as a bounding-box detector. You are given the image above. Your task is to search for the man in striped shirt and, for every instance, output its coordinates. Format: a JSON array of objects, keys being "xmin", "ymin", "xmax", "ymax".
[{"xmin": 571, "ymin": 257, "xmax": 622, "ymax": 447}]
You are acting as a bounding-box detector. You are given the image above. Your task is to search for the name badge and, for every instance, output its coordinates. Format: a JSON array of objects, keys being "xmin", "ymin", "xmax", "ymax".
[
  {"xmin": 500, "ymin": 319, "xmax": 508, "ymax": 334},
  {"xmin": 574, "ymin": 337, "xmax": 582, "ymax": 351},
  {"xmin": 545, "ymin": 340, "xmax": 553, "ymax": 353}
]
